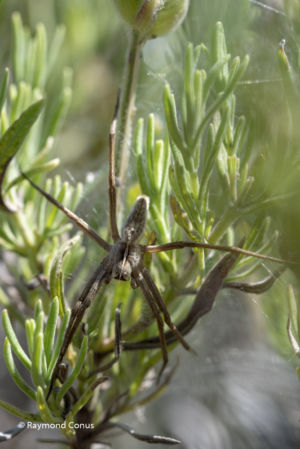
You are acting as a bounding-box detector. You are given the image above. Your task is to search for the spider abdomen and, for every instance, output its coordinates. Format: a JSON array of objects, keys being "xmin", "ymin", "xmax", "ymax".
[{"xmin": 121, "ymin": 195, "xmax": 149, "ymax": 243}]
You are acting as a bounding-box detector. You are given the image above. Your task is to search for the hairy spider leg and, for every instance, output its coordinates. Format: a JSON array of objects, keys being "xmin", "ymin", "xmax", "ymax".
[
  {"xmin": 223, "ymin": 266, "xmax": 285, "ymax": 293},
  {"xmin": 132, "ymin": 268, "xmax": 169, "ymax": 377},
  {"xmin": 139, "ymin": 261, "xmax": 190, "ymax": 350},
  {"xmin": 109, "ymin": 103, "xmax": 120, "ymax": 242},
  {"xmin": 21, "ymin": 172, "xmax": 110, "ymax": 251},
  {"xmin": 143, "ymin": 241, "xmax": 290, "ymax": 265},
  {"xmin": 123, "ymin": 252, "xmax": 239, "ymax": 351},
  {"xmin": 46, "ymin": 261, "xmax": 110, "ymax": 399}
]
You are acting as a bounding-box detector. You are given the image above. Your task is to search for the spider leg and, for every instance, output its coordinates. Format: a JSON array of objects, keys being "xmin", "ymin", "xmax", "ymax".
[
  {"xmin": 108, "ymin": 421, "xmax": 180, "ymax": 445},
  {"xmin": 21, "ymin": 172, "xmax": 110, "ymax": 251},
  {"xmin": 123, "ymin": 252, "xmax": 239, "ymax": 351},
  {"xmin": 132, "ymin": 269, "xmax": 169, "ymax": 377},
  {"xmin": 139, "ymin": 262, "xmax": 190, "ymax": 351},
  {"xmin": 223, "ymin": 266, "xmax": 285, "ymax": 293},
  {"xmin": 142, "ymin": 241, "xmax": 291, "ymax": 265},
  {"xmin": 108, "ymin": 96, "xmax": 121, "ymax": 242},
  {"xmin": 0, "ymin": 422, "xmax": 26, "ymax": 442},
  {"xmin": 179, "ymin": 266, "xmax": 286, "ymax": 296},
  {"xmin": 47, "ymin": 258, "xmax": 110, "ymax": 399}
]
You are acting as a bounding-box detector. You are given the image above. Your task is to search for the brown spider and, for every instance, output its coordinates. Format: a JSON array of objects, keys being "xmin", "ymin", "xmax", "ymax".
[{"xmin": 22, "ymin": 107, "xmax": 288, "ymax": 400}]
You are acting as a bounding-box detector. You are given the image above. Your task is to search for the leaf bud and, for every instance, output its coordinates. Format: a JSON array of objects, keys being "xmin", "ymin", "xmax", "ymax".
[{"xmin": 114, "ymin": 0, "xmax": 189, "ymax": 39}]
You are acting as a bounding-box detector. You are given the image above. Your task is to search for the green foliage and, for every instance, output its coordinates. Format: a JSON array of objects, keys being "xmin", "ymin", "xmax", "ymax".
[
  {"xmin": 0, "ymin": 1, "xmax": 299, "ymax": 447},
  {"xmin": 0, "ymin": 99, "xmax": 44, "ymax": 211},
  {"xmin": 135, "ymin": 23, "xmax": 278, "ymax": 289},
  {"xmin": 2, "ymin": 299, "xmax": 70, "ymax": 423}
]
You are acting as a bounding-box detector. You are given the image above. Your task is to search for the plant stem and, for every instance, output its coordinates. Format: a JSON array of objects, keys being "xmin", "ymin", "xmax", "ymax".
[{"xmin": 115, "ymin": 30, "xmax": 142, "ymax": 223}]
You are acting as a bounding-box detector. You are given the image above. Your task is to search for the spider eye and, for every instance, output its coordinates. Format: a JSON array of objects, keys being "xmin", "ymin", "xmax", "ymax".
[{"xmin": 121, "ymin": 195, "xmax": 149, "ymax": 243}]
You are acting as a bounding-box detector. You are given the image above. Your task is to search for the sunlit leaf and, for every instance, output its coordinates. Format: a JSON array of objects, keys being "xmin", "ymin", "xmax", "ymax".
[{"xmin": 0, "ymin": 99, "xmax": 44, "ymax": 211}]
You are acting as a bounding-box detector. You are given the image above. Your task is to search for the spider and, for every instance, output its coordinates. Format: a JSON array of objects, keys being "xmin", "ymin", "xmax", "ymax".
[{"xmin": 22, "ymin": 106, "xmax": 288, "ymax": 399}]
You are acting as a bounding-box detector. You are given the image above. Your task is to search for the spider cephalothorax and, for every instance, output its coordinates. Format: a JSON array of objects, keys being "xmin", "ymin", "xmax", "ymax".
[{"xmin": 110, "ymin": 195, "xmax": 148, "ymax": 283}]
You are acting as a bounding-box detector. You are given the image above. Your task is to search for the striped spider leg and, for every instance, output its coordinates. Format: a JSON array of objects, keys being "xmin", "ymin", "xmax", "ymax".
[{"xmin": 22, "ymin": 107, "xmax": 289, "ymax": 399}]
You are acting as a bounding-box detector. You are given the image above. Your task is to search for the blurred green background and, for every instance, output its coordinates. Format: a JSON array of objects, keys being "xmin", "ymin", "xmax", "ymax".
[{"xmin": 0, "ymin": 0, "xmax": 300, "ymax": 448}]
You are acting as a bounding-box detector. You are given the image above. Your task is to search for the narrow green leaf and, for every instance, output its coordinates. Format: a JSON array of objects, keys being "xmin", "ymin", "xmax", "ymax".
[
  {"xmin": 31, "ymin": 136, "xmax": 54, "ymax": 166},
  {"xmin": 25, "ymin": 319, "xmax": 35, "ymax": 358},
  {"xmin": 193, "ymin": 69, "xmax": 205, "ymax": 137},
  {"xmin": 9, "ymin": 82, "xmax": 30, "ymax": 124},
  {"xmin": 0, "ymin": 399, "xmax": 41, "ymax": 422},
  {"xmin": 237, "ymin": 174, "xmax": 254, "ymax": 205},
  {"xmin": 146, "ymin": 113, "xmax": 156, "ymax": 189},
  {"xmin": 169, "ymin": 165, "xmax": 186, "ymax": 216},
  {"xmin": 135, "ymin": 118, "xmax": 152, "ymax": 196},
  {"xmin": 172, "ymin": 156, "xmax": 200, "ymax": 230},
  {"xmin": 194, "ymin": 56, "xmax": 249, "ymax": 149},
  {"xmin": 47, "ymin": 25, "xmax": 66, "ymax": 76},
  {"xmin": 37, "ymin": 177, "xmax": 52, "ymax": 234},
  {"xmin": 5, "ymin": 158, "xmax": 59, "ymax": 191},
  {"xmin": 34, "ymin": 299, "xmax": 43, "ymax": 322},
  {"xmin": 277, "ymin": 40, "xmax": 298, "ymax": 107},
  {"xmin": 0, "ymin": 68, "xmax": 9, "ymax": 112},
  {"xmin": 149, "ymin": 201, "xmax": 172, "ymax": 246},
  {"xmin": 12, "ymin": 12, "xmax": 26, "ymax": 83},
  {"xmin": 225, "ymin": 260, "xmax": 260, "ymax": 282},
  {"xmin": 245, "ymin": 216, "xmax": 270, "ymax": 251},
  {"xmin": 71, "ymin": 378, "xmax": 107, "ymax": 417},
  {"xmin": 44, "ymin": 297, "xmax": 59, "ymax": 365},
  {"xmin": 146, "ymin": 114, "xmax": 155, "ymax": 167},
  {"xmin": 45, "ymin": 180, "xmax": 67, "ymax": 227},
  {"xmin": 47, "ymin": 309, "xmax": 70, "ymax": 381},
  {"xmin": 69, "ymin": 182, "xmax": 83, "ymax": 213},
  {"xmin": 152, "ymin": 140, "xmax": 164, "ymax": 191},
  {"xmin": 184, "ymin": 43, "xmax": 195, "ymax": 100},
  {"xmin": 4, "ymin": 338, "xmax": 36, "ymax": 401},
  {"xmin": 182, "ymin": 43, "xmax": 195, "ymax": 144},
  {"xmin": 36, "ymin": 386, "xmax": 61, "ymax": 424},
  {"xmin": 201, "ymin": 108, "xmax": 229, "ymax": 199},
  {"xmin": 232, "ymin": 116, "xmax": 246, "ymax": 156},
  {"xmin": 164, "ymin": 85, "xmax": 188, "ymax": 157},
  {"xmin": 49, "ymin": 235, "xmax": 81, "ymax": 317},
  {"xmin": 24, "ymin": 37, "xmax": 36, "ymax": 87},
  {"xmin": 0, "ymin": 99, "xmax": 44, "ymax": 211},
  {"xmin": 34, "ymin": 310, "xmax": 45, "ymax": 339},
  {"xmin": 43, "ymin": 85, "xmax": 72, "ymax": 142},
  {"xmin": 228, "ymin": 155, "xmax": 238, "ymax": 202},
  {"xmin": 32, "ymin": 332, "xmax": 46, "ymax": 388},
  {"xmin": 56, "ymin": 335, "xmax": 88, "ymax": 404},
  {"xmin": 170, "ymin": 195, "xmax": 197, "ymax": 240},
  {"xmin": 33, "ymin": 310, "xmax": 46, "ymax": 379},
  {"xmin": 1, "ymin": 220, "xmax": 18, "ymax": 246},
  {"xmin": 33, "ymin": 23, "xmax": 47, "ymax": 89},
  {"xmin": 203, "ymin": 55, "xmax": 231, "ymax": 104},
  {"xmin": 2, "ymin": 309, "xmax": 31, "ymax": 370},
  {"xmin": 158, "ymin": 138, "xmax": 171, "ymax": 218},
  {"xmin": 211, "ymin": 22, "xmax": 229, "ymax": 82}
]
